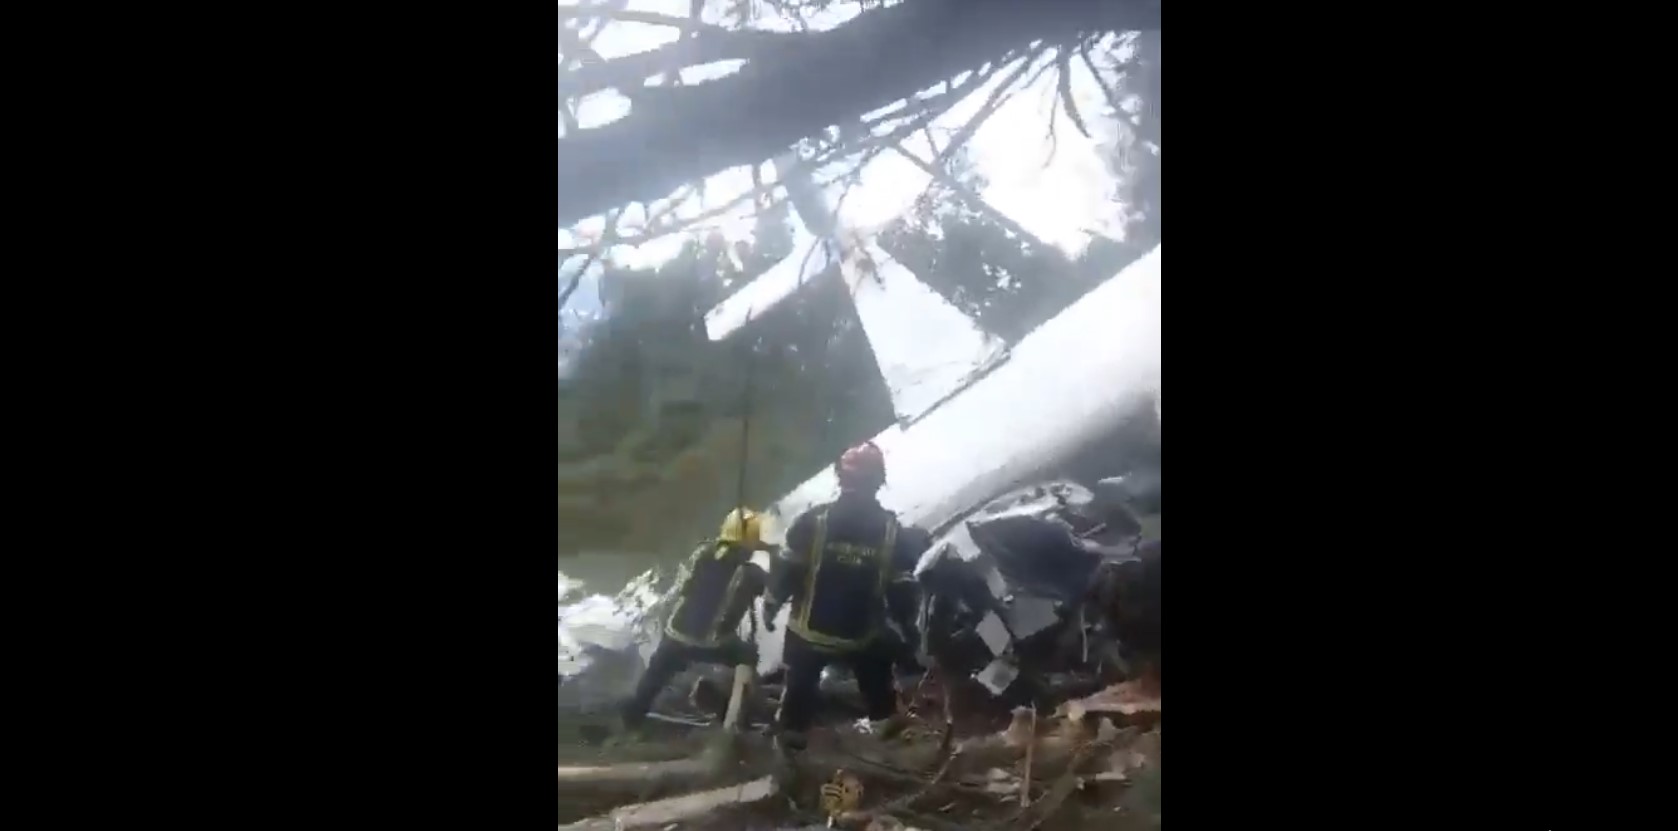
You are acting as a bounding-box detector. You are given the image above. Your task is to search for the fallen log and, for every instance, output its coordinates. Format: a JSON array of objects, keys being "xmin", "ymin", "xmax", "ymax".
[
  {"xmin": 1057, "ymin": 679, "xmax": 1162, "ymax": 730},
  {"xmin": 555, "ymin": 739, "xmax": 720, "ymax": 789},
  {"xmin": 556, "ymin": 0, "xmax": 1162, "ymax": 227},
  {"xmin": 559, "ymin": 775, "xmax": 780, "ymax": 831},
  {"xmin": 948, "ymin": 708, "xmax": 1092, "ymax": 779},
  {"xmin": 722, "ymin": 663, "xmax": 753, "ymax": 731},
  {"xmin": 556, "ymin": 719, "xmax": 713, "ymax": 767},
  {"xmin": 557, "ymin": 674, "xmax": 1137, "ymax": 828},
  {"xmin": 558, "ymin": 659, "xmax": 767, "ymax": 815}
]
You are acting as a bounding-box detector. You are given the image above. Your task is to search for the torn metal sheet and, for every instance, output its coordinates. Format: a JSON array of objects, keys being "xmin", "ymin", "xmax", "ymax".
[
  {"xmin": 842, "ymin": 238, "xmax": 1009, "ymax": 425},
  {"xmin": 944, "ymin": 522, "xmax": 983, "ymax": 562},
  {"xmin": 1004, "ymin": 595, "xmax": 1061, "ymax": 642},
  {"xmin": 975, "ymin": 658, "xmax": 1021, "ymax": 696},
  {"xmin": 703, "ymin": 219, "xmax": 833, "ymax": 342},
  {"xmin": 984, "ymin": 563, "xmax": 1011, "ymax": 601},
  {"xmin": 773, "ymin": 155, "xmax": 1010, "ymax": 426},
  {"xmin": 976, "ymin": 611, "xmax": 1012, "ymax": 657},
  {"xmin": 763, "ymin": 247, "xmax": 1160, "ymax": 545}
]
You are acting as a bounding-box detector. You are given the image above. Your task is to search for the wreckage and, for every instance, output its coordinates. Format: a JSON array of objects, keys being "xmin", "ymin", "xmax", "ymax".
[
  {"xmin": 560, "ymin": 471, "xmax": 1157, "ymax": 703},
  {"xmin": 560, "ymin": 247, "xmax": 1159, "ymax": 688},
  {"xmin": 917, "ymin": 477, "xmax": 1160, "ymax": 706},
  {"xmin": 558, "ymin": 250, "xmax": 1161, "ymax": 830}
]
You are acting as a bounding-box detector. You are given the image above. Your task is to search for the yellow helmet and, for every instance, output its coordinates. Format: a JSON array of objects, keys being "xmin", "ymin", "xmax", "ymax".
[{"xmin": 717, "ymin": 508, "xmax": 765, "ymax": 547}]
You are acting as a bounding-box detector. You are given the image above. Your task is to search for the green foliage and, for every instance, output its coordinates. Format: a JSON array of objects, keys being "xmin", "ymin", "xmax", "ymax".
[
  {"xmin": 878, "ymin": 148, "xmax": 1143, "ymax": 345},
  {"xmin": 560, "ymin": 202, "xmax": 895, "ymax": 553}
]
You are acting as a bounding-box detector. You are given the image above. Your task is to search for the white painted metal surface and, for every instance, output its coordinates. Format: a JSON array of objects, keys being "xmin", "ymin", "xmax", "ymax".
[
  {"xmin": 764, "ymin": 246, "xmax": 1161, "ymax": 538},
  {"xmin": 562, "ymin": 246, "xmax": 1160, "ymax": 678},
  {"xmin": 841, "ymin": 238, "xmax": 1009, "ymax": 424},
  {"xmin": 704, "ymin": 157, "xmax": 1008, "ymax": 426},
  {"xmin": 751, "ymin": 246, "xmax": 1160, "ymax": 671},
  {"xmin": 703, "ymin": 217, "xmax": 833, "ymax": 341}
]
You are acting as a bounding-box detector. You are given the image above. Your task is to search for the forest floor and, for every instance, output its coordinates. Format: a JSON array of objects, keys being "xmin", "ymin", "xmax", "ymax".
[{"xmin": 557, "ymin": 671, "xmax": 1160, "ymax": 831}]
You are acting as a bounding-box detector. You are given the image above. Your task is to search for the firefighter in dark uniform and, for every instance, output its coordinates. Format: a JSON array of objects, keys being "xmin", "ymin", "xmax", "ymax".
[
  {"xmin": 622, "ymin": 508, "xmax": 773, "ymax": 731},
  {"xmin": 764, "ymin": 442, "xmax": 932, "ymax": 750}
]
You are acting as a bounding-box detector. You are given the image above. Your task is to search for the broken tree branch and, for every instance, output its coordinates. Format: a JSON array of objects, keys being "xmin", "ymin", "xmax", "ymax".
[
  {"xmin": 556, "ymin": 730, "xmax": 742, "ymax": 802},
  {"xmin": 556, "ymin": 6, "xmax": 732, "ymax": 35},
  {"xmin": 558, "ymin": 0, "xmax": 1159, "ymax": 227},
  {"xmin": 1021, "ymin": 707, "xmax": 1038, "ymax": 808},
  {"xmin": 887, "ymin": 143, "xmax": 1059, "ymax": 256},
  {"xmin": 558, "ymin": 27, "xmax": 791, "ymax": 104},
  {"xmin": 930, "ymin": 48, "xmax": 1047, "ymax": 172},
  {"xmin": 1055, "ymin": 45, "xmax": 1094, "ymax": 139},
  {"xmin": 559, "ymin": 210, "xmax": 622, "ymax": 306},
  {"xmin": 1043, "ymin": 89, "xmax": 1062, "ymax": 169},
  {"xmin": 722, "ymin": 664, "xmax": 752, "ymax": 731},
  {"xmin": 554, "ymin": 65, "xmax": 987, "ymax": 262},
  {"xmin": 559, "ymin": 257, "xmax": 590, "ymax": 310},
  {"xmin": 557, "ymin": 176, "xmax": 788, "ymax": 262},
  {"xmin": 563, "ymin": 0, "xmax": 630, "ymax": 54},
  {"xmin": 560, "ymin": 101, "xmax": 579, "ymax": 136},
  {"xmin": 559, "ymin": 775, "xmax": 780, "ymax": 831},
  {"xmin": 1078, "ymin": 41, "xmax": 1125, "ymax": 118}
]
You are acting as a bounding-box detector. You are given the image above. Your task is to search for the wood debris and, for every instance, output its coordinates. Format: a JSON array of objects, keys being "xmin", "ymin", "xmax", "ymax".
[{"xmin": 559, "ymin": 659, "xmax": 1162, "ymax": 830}]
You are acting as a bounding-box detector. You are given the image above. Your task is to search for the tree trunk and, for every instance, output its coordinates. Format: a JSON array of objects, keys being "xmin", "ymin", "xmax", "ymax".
[
  {"xmin": 556, "ymin": 733, "xmax": 751, "ymax": 815},
  {"xmin": 559, "ymin": 775, "xmax": 779, "ymax": 831},
  {"xmin": 557, "ymin": 0, "xmax": 1161, "ymax": 227}
]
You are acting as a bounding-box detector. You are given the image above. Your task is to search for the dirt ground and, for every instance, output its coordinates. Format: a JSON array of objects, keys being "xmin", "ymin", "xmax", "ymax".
[{"xmin": 558, "ymin": 675, "xmax": 1161, "ymax": 830}]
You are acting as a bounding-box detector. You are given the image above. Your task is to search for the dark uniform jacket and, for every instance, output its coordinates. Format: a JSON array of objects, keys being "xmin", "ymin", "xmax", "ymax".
[
  {"xmin": 665, "ymin": 540, "xmax": 767, "ymax": 649},
  {"xmin": 770, "ymin": 492, "xmax": 931, "ymax": 651}
]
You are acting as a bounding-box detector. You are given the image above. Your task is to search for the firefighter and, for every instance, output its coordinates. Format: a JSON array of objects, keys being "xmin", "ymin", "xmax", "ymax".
[
  {"xmin": 621, "ymin": 508, "xmax": 773, "ymax": 732},
  {"xmin": 763, "ymin": 441, "xmax": 932, "ymax": 751}
]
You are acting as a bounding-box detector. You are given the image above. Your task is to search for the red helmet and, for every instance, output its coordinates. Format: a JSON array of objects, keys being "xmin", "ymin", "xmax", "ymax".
[{"xmin": 836, "ymin": 441, "xmax": 887, "ymax": 491}]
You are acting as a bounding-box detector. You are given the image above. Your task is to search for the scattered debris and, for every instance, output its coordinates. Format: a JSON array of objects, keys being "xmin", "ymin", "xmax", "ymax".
[
  {"xmin": 1059, "ymin": 680, "xmax": 1162, "ymax": 731},
  {"xmin": 559, "ymin": 471, "xmax": 1162, "ymax": 829},
  {"xmin": 557, "ymin": 676, "xmax": 1159, "ymax": 829},
  {"xmin": 559, "ymin": 775, "xmax": 779, "ymax": 831}
]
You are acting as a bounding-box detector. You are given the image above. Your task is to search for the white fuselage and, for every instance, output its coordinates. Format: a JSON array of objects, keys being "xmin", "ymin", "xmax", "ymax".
[{"xmin": 751, "ymin": 246, "xmax": 1160, "ymax": 669}]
